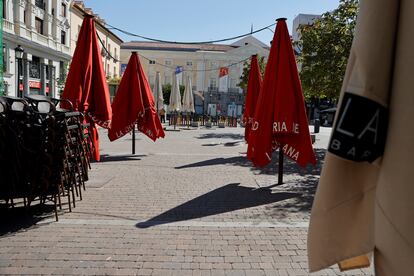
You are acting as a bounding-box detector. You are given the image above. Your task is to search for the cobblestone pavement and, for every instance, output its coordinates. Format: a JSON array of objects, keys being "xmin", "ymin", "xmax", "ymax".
[{"xmin": 0, "ymin": 126, "xmax": 373, "ymax": 275}]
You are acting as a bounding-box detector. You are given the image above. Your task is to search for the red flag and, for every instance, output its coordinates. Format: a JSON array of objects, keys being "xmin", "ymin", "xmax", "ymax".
[
  {"xmin": 61, "ymin": 15, "xmax": 112, "ymax": 161},
  {"xmin": 242, "ymin": 55, "xmax": 262, "ymax": 143},
  {"xmin": 247, "ymin": 18, "xmax": 316, "ymax": 167},
  {"xmin": 109, "ymin": 53, "xmax": 165, "ymax": 142},
  {"xmin": 108, "ymin": 53, "xmax": 145, "ymax": 141}
]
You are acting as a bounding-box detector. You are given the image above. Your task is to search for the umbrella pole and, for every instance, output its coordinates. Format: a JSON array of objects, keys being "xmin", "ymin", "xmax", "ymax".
[
  {"xmin": 132, "ymin": 123, "xmax": 136, "ymax": 155},
  {"xmin": 278, "ymin": 147, "xmax": 284, "ymax": 184}
]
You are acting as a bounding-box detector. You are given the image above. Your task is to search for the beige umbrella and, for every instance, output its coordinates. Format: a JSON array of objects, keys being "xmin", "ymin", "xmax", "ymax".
[
  {"xmin": 182, "ymin": 75, "xmax": 195, "ymax": 113},
  {"xmin": 169, "ymin": 73, "xmax": 181, "ymax": 112},
  {"xmin": 153, "ymin": 71, "xmax": 164, "ymax": 113},
  {"xmin": 308, "ymin": 0, "xmax": 414, "ymax": 275},
  {"xmin": 169, "ymin": 73, "xmax": 181, "ymax": 128}
]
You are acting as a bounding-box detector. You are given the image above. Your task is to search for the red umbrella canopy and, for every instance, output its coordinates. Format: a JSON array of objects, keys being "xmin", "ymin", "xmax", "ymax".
[
  {"xmin": 108, "ymin": 53, "xmax": 145, "ymax": 141},
  {"xmin": 61, "ymin": 15, "xmax": 112, "ymax": 161},
  {"xmin": 109, "ymin": 52, "xmax": 165, "ymax": 142},
  {"xmin": 247, "ymin": 18, "xmax": 316, "ymax": 167},
  {"xmin": 243, "ymin": 55, "xmax": 263, "ymax": 143}
]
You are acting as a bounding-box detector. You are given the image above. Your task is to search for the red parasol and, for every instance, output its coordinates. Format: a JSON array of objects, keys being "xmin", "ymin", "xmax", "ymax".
[
  {"xmin": 61, "ymin": 15, "xmax": 112, "ymax": 161},
  {"xmin": 108, "ymin": 53, "xmax": 144, "ymax": 141},
  {"xmin": 242, "ymin": 55, "xmax": 262, "ymax": 143},
  {"xmin": 109, "ymin": 52, "xmax": 165, "ymax": 142},
  {"xmin": 247, "ymin": 18, "xmax": 316, "ymax": 168}
]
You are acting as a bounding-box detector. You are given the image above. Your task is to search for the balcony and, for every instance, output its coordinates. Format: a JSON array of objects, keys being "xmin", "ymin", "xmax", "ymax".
[
  {"xmin": 36, "ymin": 33, "xmax": 49, "ymax": 45},
  {"xmin": 3, "ymin": 19, "xmax": 14, "ymax": 33}
]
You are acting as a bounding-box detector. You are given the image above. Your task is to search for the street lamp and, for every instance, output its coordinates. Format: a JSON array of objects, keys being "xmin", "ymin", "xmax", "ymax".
[{"xmin": 15, "ymin": 45, "xmax": 24, "ymax": 97}]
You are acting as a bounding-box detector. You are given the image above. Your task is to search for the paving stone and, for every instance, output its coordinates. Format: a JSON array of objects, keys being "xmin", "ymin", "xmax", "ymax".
[{"xmin": 0, "ymin": 127, "xmax": 373, "ymax": 276}]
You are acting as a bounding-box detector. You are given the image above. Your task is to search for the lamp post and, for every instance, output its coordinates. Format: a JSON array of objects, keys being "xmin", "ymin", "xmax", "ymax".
[{"xmin": 15, "ymin": 45, "xmax": 24, "ymax": 98}]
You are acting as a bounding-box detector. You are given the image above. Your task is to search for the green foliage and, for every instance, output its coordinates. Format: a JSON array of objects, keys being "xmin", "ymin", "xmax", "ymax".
[
  {"xmin": 238, "ymin": 55, "xmax": 266, "ymax": 90},
  {"xmin": 108, "ymin": 77, "xmax": 121, "ymax": 85},
  {"xmin": 296, "ymin": 0, "xmax": 358, "ymax": 100},
  {"xmin": 162, "ymin": 84, "xmax": 171, "ymax": 105},
  {"xmin": 57, "ymin": 62, "xmax": 71, "ymax": 96}
]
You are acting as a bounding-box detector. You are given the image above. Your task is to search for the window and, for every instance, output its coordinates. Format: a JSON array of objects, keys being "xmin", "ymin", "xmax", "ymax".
[
  {"xmin": 59, "ymin": 61, "xmax": 66, "ymax": 81},
  {"xmin": 211, "ymin": 61, "xmax": 218, "ymax": 68},
  {"xmin": 3, "ymin": 0, "xmax": 6, "ymax": 19},
  {"xmin": 186, "ymin": 61, "xmax": 193, "ymax": 67},
  {"xmin": 165, "ymin": 60, "xmax": 172, "ymax": 66},
  {"xmin": 113, "ymin": 66, "xmax": 117, "ymax": 77},
  {"xmin": 108, "ymin": 43, "xmax": 111, "ymax": 56},
  {"xmin": 114, "ymin": 48, "xmax": 117, "ymax": 59},
  {"xmin": 2, "ymin": 45, "xmax": 8, "ymax": 73},
  {"xmin": 209, "ymin": 78, "xmax": 217, "ymax": 88},
  {"xmin": 35, "ymin": 17, "xmax": 44, "ymax": 35},
  {"xmin": 45, "ymin": 65, "xmax": 50, "ymax": 80},
  {"xmin": 149, "ymin": 60, "xmax": 155, "ymax": 65},
  {"xmin": 60, "ymin": 30, "xmax": 66, "ymax": 45},
  {"xmin": 30, "ymin": 57, "xmax": 41, "ymax": 79},
  {"xmin": 61, "ymin": 3, "xmax": 66, "ymax": 17},
  {"xmin": 24, "ymin": 10, "xmax": 27, "ymax": 25},
  {"xmin": 35, "ymin": 0, "xmax": 45, "ymax": 9},
  {"xmin": 107, "ymin": 64, "xmax": 110, "ymax": 76}
]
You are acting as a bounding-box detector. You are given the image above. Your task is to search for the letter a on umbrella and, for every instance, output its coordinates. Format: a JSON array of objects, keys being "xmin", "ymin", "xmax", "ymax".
[
  {"xmin": 109, "ymin": 52, "xmax": 165, "ymax": 142},
  {"xmin": 61, "ymin": 15, "xmax": 112, "ymax": 161},
  {"xmin": 247, "ymin": 18, "xmax": 316, "ymax": 168}
]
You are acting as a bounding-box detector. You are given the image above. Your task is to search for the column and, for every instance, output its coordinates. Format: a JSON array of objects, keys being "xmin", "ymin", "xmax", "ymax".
[
  {"xmin": 23, "ymin": 58, "xmax": 30, "ymax": 96},
  {"xmin": 40, "ymin": 59, "xmax": 47, "ymax": 95},
  {"xmin": 49, "ymin": 64, "xmax": 56, "ymax": 98}
]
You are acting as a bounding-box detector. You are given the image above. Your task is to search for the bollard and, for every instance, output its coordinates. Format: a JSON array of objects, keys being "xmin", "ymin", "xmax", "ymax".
[{"xmin": 314, "ymin": 119, "xmax": 320, "ymax": 133}]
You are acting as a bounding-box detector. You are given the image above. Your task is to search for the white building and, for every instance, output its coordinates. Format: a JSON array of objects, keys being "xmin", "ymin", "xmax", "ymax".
[
  {"xmin": 292, "ymin": 14, "xmax": 321, "ymax": 43},
  {"xmin": 2, "ymin": 0, "xmax": 72, "ymax": 97},
  {"xmin": 121, "ymin": 35, "xmax": 269, "ymax": 115},
  {"xmin": 70, "ymin": 1, "xmax": 123, "ymax": 79}
]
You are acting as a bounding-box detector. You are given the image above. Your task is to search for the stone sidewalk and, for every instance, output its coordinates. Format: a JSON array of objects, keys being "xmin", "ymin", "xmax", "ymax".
[{"xmin": 0, "ymin": 126, "xmax": 373, "ymax": 275}]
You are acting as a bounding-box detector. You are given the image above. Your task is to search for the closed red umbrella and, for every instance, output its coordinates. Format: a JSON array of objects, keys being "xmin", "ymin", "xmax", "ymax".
[
  {"xmin": 108, "ymin": 52, "xmax": 145, "ymax": 141},
  {"xmin": 109, "ymin": 52, "xmax": 165, "ymax": 142},
  {"xmin": 247, "ymin": 18, "xmax": 316, "ymax": 168},
  {"xmin": 242, "ymin": 55, "xmax": 262, "ymax": 143},
  {"xmin": 61, "ymin": 15, "xmax": 112, "ymax": 161}
]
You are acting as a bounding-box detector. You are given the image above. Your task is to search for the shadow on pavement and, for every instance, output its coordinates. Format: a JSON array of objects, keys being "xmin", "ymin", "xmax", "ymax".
[
  {"xmin": 98, "ymin": 154, "xmax": 147, "ymax": 163},
  {"xmin": 256, "ymin": 175, "xmax": 320, "ymax": 220},
  {"xmin": 0, "ymin": 203, "xmax": 55, "ymax": 236},
  {"xmin": 201, "ymin": 140, "xmax": 244, "ymax": 147},
  {"xmin": 196, "ymin": 133, "xmax": 244, "ymax": 140},
  {"xmin": 175, "ymin": 148, "xmax": 326, "ymax": 176},
  {"xmin": 136, "ymin": 183, "xmax": 300, "ymax": 228}
]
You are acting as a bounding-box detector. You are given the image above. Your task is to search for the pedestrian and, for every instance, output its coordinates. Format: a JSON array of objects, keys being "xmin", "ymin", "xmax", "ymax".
[{"xmin": 159, "ymin": 108, "xmax": 166, "ymax": 123}]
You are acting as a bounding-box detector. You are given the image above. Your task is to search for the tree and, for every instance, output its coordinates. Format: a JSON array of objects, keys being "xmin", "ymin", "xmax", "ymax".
[
  {"xmin": 238, "ymin": 55, "xmax": 266, "ymax": 90},
  {"xmin": 296, "ymin": 0, "xmax": 358, "ymax": 100}
]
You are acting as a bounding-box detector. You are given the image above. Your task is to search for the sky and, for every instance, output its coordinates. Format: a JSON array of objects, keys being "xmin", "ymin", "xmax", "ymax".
[{"xmin": 83, "ymin": 0, "xmax": 340, "ymax": 46}]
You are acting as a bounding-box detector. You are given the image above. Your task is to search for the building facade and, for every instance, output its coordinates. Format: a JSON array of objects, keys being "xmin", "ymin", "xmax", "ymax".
[
  {"xmin": 292, "ymin": 13, "xmax": 321, "ymax": 49},
  {"xmin": 70, "ymin": 1, "xmax": 123, "ymax": 80},
  {"xmin": 121, "ymin": 36, "xmax": 269, "ymax": 115},
  {"xmin": 2, "ymin": 0, "xmax": 72, "ymax": 97}
]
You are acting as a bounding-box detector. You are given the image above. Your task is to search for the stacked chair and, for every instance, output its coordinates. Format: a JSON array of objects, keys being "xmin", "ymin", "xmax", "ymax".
[{"xmin": 0, "ymin": 95, "xmax": 92, "ymax": 221}]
